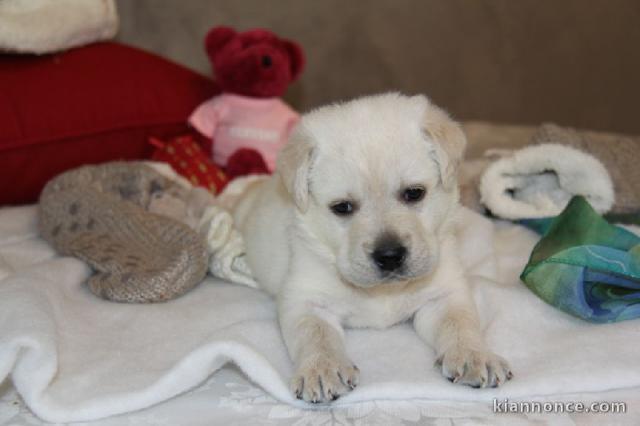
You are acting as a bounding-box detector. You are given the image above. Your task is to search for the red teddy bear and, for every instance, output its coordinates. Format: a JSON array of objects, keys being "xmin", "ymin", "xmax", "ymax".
[{"xmin": 189, "ymin": 26, "xmax": 305, "ymax": 179}]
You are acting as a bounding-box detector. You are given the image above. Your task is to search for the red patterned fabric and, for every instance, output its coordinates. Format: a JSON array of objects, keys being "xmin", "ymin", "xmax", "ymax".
[
  {"xmin": 150, "ymin": 135, "xmax": 229, "ymax": 194},
  {"xmin": 0, "ymin": 42, "xmax": 217, "ymax": 206}
]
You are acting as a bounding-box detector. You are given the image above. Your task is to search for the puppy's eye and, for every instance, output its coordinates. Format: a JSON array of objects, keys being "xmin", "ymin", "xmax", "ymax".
[
  {"xmin": 330, "ymin": 201, "xmax": 356, "ymax": 216},
  {"xmin": 402, "ymin": 186, "xmax": 426, "ymax": 203}
]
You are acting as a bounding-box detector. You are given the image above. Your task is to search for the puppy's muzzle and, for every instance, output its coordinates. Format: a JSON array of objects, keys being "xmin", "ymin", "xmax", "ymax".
[{"xmin": 371, "ymin": 235, "xmax": 407, "ymax": 272}]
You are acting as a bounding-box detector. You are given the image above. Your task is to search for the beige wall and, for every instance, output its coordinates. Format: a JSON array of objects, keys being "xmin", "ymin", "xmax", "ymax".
[{"xmin": 116, "ymin": 0, "xmax": 640, "ymax": 134}]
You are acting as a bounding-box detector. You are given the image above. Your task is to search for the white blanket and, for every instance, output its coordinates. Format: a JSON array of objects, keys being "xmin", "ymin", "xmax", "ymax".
[
  {"xmin": 0, "ymin": 0, "xmax": 118, "ymax": 54},
  {"xmin": 1, "ymin": 205, "xmax": 639, "ymax": 423}
]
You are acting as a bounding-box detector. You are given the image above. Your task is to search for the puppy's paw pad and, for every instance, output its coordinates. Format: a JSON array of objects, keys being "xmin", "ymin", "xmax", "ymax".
[
  {"xmin": 291, "ymin": 356, "xmax": 359, "ymax": 403},
  {"xmin": 437, "ymin": 347, "xmax": 512, "ymax": 388}
]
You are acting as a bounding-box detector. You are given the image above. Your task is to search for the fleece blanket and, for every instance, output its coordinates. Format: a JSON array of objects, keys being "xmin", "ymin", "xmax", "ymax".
[
  {"xmin": 0, "ymin": 0, "xmax": 118, "ymax": 54},
  {"xmin": 1, "ymin": 205, "xmax": 640, "ymax": 423}
]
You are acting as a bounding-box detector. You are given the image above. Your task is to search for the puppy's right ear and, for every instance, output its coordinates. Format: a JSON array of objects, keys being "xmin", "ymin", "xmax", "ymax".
[{"xmin": 276, "ymin": 128, "xmax": 314, "ymax": 212}]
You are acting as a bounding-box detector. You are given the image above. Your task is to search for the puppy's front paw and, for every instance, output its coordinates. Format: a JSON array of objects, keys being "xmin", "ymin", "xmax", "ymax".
[
  {"xmin": 436, "ymin": 346, "xmax": 513, "ymax": 388},
  {"xmin": 291, "ymin": 355, "xmax": 359, "ymax": 403}
]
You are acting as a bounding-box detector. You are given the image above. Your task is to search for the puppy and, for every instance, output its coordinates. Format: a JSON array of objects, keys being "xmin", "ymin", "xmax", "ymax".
[{"xmin": 222, "ymin": 93, "xmax": 512, "ymax": 403}]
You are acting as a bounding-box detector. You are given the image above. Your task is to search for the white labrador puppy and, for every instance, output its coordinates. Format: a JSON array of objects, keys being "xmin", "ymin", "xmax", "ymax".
[{"xmin": 222, "ymin": 93, "xmax": 512, "ymax": 403}]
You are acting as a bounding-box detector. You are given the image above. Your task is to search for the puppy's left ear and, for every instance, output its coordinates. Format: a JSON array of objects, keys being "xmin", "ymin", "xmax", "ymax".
[
  {"xmin": 276, "ymin": 126, "xmax": 314, "ymax": 212},
  {"xmin": 421, "ymin": 100, "xmax": 467, "ymax": 191}
]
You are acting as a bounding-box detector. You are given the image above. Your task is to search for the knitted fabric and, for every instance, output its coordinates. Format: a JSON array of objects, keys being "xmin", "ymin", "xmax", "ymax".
[{"xmin": 38, "ymin": 162, "xmax": 209, "ymax": 303}]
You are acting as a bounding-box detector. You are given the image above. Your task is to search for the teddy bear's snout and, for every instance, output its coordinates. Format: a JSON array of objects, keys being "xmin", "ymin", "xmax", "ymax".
[{"xmin": 261, "ymin": 55, "xmax": 273, "ymax": 68}]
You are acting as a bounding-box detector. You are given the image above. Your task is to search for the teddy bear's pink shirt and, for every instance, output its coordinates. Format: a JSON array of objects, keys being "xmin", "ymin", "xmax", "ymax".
[{"xmin": 189, "ymin": 94, "xmax": 299, "ymax": 171}]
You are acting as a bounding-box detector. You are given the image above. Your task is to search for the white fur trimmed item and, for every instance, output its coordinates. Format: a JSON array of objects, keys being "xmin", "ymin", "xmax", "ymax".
[
  {"xmin": 0, "ymin": 0, "xmax": 118, "ymax": 54},
  {"xmin": 479, "ymin": 143, "xmax": 614, "ymax": 220}
]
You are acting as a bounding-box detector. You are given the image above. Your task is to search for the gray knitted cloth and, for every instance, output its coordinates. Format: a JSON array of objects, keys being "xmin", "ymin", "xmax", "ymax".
[{"xmin": 38, "ymin": 162, "xmax": 209, "ymax": 303}]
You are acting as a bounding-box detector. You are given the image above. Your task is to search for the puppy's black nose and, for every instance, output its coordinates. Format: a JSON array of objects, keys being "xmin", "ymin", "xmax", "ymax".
[
  {"xmin": 261, "ymin": 55, "xmax": 272, "ymax": 67},
  {"xmin": 372, "ymin": 242, "xmax": 407, "ymax": 272}
]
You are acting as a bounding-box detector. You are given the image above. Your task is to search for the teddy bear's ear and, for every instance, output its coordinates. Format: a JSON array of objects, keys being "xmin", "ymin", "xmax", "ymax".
[
  {"xmin": 282, "ymin": 40, "xmax": 305, "ymax": 81},
  {"xmin": 205, "ymin": 26, "xmax": 236, "ymax": 59}
]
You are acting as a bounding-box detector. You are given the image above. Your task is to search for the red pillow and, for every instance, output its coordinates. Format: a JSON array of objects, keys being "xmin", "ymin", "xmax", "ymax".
[{"xmin": 0, "ymin": 42, "xmax": 218, "ymax": 205}]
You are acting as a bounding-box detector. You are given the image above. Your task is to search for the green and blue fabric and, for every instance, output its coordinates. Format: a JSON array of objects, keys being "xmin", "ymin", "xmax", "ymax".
[{"xmin": 520, "ymin": 196, "xmax": 640, "ymax": 323}]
